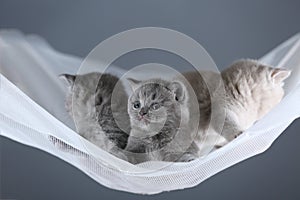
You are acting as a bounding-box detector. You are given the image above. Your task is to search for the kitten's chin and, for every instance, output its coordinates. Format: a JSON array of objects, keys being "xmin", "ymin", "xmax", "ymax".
[
  {"xmin": 138, "ymin": 121, "xmax": 152, "ymax": 130},
  {"xmin": 131, "ymin": 119, "xmax": 160, "ymax": 134},
  {"xmin": 131, "ymin": 118, "xmax": 149, "ymax": 129},
  {"xmin": 130, "ymin": 115, "xmax": 166, "ymax": 134}
]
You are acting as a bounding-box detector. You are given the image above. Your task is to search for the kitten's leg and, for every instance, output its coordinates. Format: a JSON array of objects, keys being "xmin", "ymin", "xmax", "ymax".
[
  {"xmin": 109, "ymin": 146, "xmax": 129, "ymax": 162},
  {"xmin": 124, "ymin": 137, "xmax": 149, "ymax": 164},
  {"xmin": 164, "ymin": 142, "xmax": 199, "ymax": 162},
  {"xmin": 221, "ymin": 126, "xmax": 243, "ymax": 141},
  {"xmin": 177, "ymin": 153, "xmax": 198, "ymax": 162},
  {"xmin": 220, "ymin": 109, "xmax": 244, "ymax": 141},
  {"xmin": 179, "ymin": 142, "xmax": 200, "ymax": 162}
]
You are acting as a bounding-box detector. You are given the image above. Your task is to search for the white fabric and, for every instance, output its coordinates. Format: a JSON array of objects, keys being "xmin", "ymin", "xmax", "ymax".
[{"xmin": 0, "ymin": 30, "xmax": 300, "ymax": 194}]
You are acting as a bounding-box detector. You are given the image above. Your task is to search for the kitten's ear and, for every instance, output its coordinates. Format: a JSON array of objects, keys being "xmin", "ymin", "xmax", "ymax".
[
  {"xmin": 169, "ymin": 81, "xmax": 185, "ymax": 102},
  {"xmin": 271, "ymin": 68, "xmax": 291, "ymax": 84},
  {"xmin": 59, "ymin": 74, "xmax": 76, "ymax": 88},
  {"xmin": 127, "ymin": 78, "xmax": 141, "ymax": 91}
]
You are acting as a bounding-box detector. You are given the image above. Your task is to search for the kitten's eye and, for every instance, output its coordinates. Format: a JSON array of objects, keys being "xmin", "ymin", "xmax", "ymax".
[
  {"xmin": 133, "ymin": 101, "xmax": 141, "ymax": 109},
  {"xmin": 151, "ymin": 103, "xmax": 160, "ymax": 110}
]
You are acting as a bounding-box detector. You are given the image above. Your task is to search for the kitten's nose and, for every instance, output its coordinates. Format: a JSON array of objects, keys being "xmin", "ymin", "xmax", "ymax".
[{"xmin": 139, "ymin": 107, "xmax": 148, "ymax": 116}]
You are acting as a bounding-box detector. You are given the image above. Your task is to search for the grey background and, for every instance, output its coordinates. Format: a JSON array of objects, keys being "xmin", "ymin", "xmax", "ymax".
[{"xmin": 1, "ymin": 0, "xmax": 300, "ymax": 199}]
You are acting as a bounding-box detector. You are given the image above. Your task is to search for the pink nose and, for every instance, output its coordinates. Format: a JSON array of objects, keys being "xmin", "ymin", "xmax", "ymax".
[{"xmin": 139, "ymin": 107, "xmax": 148, "ymax": 116}]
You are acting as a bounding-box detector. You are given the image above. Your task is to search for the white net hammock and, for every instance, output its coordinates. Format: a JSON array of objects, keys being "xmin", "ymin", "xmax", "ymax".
[{"xmin": 0, "ymin": 30, "xmax": 300, "ymax": 194}]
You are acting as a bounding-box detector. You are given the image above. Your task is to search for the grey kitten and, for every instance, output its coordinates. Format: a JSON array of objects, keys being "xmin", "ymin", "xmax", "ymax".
[
  {"xmin": 60, "ymin": 73, "xmax": 130, "ymax": 159},
  {"xmin": 125, "ymin": 78, "xmax": 199, "ymax": 164},
  {"xmin": 179, "ymin": 70, "xmax": 226, "ymax": 153}
]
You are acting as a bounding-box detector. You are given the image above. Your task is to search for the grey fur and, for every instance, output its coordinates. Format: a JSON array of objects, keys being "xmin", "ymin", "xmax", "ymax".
[
  {"xmin": 60, "ymin": 72, "xmax": 130, "ymax": 160},
  {"xmin": 125, "ymin": 78, "xmax": 199, "ymax": 163},
  {"xmin": 59, "ymin": 59, "xmax": 290, "ymax": 163},
  {"xmin": 180, "ymin": 70, "xmax": 226, "ymax": 154}
]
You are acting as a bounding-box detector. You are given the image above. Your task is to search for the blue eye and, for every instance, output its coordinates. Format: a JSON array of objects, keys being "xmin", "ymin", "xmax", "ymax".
[
  {"xmin": 133, "ymin": 101, "xmax": 140, "ymax": 109},
  {"xmin": 151, "ymin": 103, "xmax": 160, "ymax": 110}
]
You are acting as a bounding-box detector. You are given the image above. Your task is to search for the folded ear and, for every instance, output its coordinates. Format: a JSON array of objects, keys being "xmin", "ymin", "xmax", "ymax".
[
  {"xmin": 127, "ymin": 78, "xmax": 141, "ymax": 91},
  {"xmin": 169, "ymin": 81, "xmax": 185, "ymax": 102},
  {"xmin": 271, "ymin": 68, "xmax": 291, "ymax": 84},
  {"xmin": 59, "ymin": 74, "xmax": 76, "ymax": 88}
]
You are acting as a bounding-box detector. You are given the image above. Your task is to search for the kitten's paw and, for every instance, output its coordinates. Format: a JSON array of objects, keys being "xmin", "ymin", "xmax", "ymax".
[
  {"xmin": 115, "ymin": 152, "xmax": 128, "ymax": 162},
  {"xmin": 177, "ymin": 153, "xmax": 197, "ymax": 162},
  {"xmin": 111, "ymin": 149, "xmax": 128, "ymax": 162},
  {"xmin": 214, "ymin": 140, "xmax": 229, "ymax": 149},
  {"xmin": 234, "ymin": 131, "xmax": 243, "ymax": 139}
]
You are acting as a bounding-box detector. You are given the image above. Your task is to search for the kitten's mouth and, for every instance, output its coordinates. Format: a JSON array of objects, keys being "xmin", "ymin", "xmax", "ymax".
[{"xmin": 138, "ymin": 116, "xmax": 150, "ymax": 125}]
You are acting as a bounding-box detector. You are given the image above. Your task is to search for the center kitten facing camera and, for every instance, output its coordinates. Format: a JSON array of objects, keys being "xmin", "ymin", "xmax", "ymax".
[{"xmin": 125, "ymin": 78, "xmax": 199, "ymax": 164}]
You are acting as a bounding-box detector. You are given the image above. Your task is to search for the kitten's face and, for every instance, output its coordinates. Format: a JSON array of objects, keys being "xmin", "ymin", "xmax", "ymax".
[
  {"xmin": 128, "ymin": 80, "xmax": 183, "ymax": 135},
  {"xmin": 61, "ymin": 73, "xmax": 115, "ymax": 117}
]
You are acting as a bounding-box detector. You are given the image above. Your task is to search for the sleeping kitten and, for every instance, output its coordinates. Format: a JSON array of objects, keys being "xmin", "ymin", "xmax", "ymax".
[
  {"xmin": 60, "ymin": 73, "xmax": 130, "ymax": 160},
  {"xmin": 220, "ymin": 59, "xmax": 291, "ymax": 141},
  {"xmin": 125, "ymin": 78, "xmax": 199, "ymax": 163},
  {"xmin": 182, "ymin": 59, "xmax": 291, "ymax": 147}
]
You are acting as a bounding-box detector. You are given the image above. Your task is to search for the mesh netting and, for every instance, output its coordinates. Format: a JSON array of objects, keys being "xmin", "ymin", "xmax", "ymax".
[{"xmin": 0, "ymin": 30, "xmax": 299, "ymax": 194}]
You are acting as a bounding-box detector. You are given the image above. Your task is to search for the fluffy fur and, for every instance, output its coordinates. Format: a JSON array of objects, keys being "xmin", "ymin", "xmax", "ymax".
[
  {"xmin": 125, "ymin": 78, "xmax": 199, "ymax": 163},
  {"xmin": 60, "ymin": 73, "xmax": 130, "ymax": 160},
  {"xmin": 220, "ymin": 59, "xmax": 291, "ymax": 141},
  {"xmin": 60, "ymin": 59, "xmax": 291, "ymax": 163},
  {"xmin": 180, "ymin": 70, "xmax": 225, "ymax": 153},
  {"xmin": 182, "ymin": 59, "xmax": 291, "ymax": 148}
]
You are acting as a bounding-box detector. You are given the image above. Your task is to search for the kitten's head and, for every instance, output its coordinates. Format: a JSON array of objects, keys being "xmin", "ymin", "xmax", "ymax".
[
  {"xmin": 59, "ymin": 73, "xmax": 129, "ymax": 132},
  {"xmin": 127, "ymin": 78, "xmax": 185, "ymax": 135},
  {"xmin": 60, "ymin": 73, "xmax": 117, "ymax": 115},
  {"xmin": 222, "ymin": 59, "xmax": 291, "ymax": 124}
]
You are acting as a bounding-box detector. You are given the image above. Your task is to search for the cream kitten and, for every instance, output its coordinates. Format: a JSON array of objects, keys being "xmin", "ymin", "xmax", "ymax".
[
  {"xmin": 182, "ymin": 59, "xmax": 291, "ymax": 148},
  {"xmin": 220, "ymin": 59, "xmax": 291, "ymax": 141}
]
